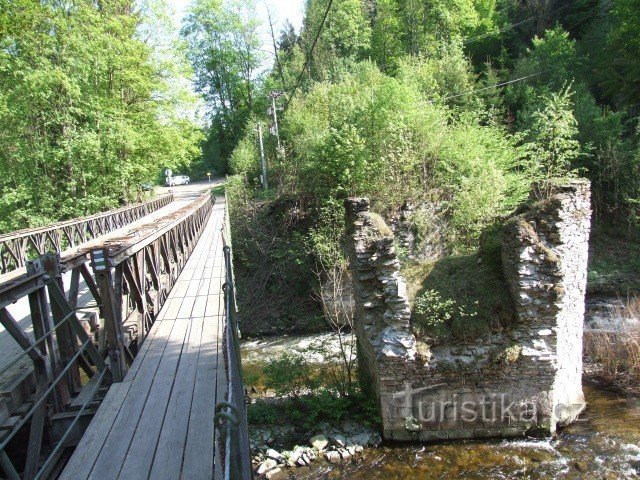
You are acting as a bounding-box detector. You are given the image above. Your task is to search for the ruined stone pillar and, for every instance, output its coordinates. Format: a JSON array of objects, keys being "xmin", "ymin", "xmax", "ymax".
[
  {"xmin": 501, "ymin": 179, "xmax": 591, "ymax": 428},
  {"xmin": 345, "ymin": 181, "xmax": 591, "ymax": 441}
]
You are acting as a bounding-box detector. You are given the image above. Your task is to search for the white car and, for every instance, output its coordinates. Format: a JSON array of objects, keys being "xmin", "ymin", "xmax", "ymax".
[{"xmin": 166, "ymin": 175, "xmax": 190, "ymax": 186}]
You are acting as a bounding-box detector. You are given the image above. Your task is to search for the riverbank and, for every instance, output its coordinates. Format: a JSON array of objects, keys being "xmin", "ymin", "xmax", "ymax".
[
  {"xmin": 250, "ymin": 385, "xmax": 640, "ymax": 479},
  {"xmin": 243, "ymin": 296, "xmax": 640, "ymax": 479}
]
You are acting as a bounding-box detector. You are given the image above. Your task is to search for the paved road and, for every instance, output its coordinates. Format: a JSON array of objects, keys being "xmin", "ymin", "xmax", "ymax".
[{"xmin": 0, "ymin": 179, "xmax": 223, "ymax": 417}]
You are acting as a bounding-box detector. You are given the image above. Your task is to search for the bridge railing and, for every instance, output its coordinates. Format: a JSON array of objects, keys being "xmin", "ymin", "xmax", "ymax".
[
  {"xmin": 215, "ymin": 196, "xmax": 252, "ymax": 480},
  {"xmin": 0, "ymin": 194, "xmax": 174, "ymax": 275},
  {"xmin": 0, "ymin": 253, "xmax": 109, "ymax": 480},
  {"xmin": 0, "ymin": 191, "xmax": 214, "ymax": 479}
]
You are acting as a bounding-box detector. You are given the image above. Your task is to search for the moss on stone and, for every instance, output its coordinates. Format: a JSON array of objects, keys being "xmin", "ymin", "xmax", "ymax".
[
  {"xmin": 495, "ymin": 344, "xmax": 523, "ymax": 364},
  {"xmin": 402, "ymin": 251, "xmax": 516, "ymax": 342},
  {"xmin": 367, "ymin": 212, "xmax": 394, "ymax": 237}
]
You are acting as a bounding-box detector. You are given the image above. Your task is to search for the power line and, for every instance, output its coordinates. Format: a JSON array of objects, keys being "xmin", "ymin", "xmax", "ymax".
[
  {"xmin": 434, "ymin": 70, "xmax": 550, "ymax": 103},
  {"xmin": 284, "ymin": 0, "xmax": 335, "ymax": 110},
  {"xmin": 464, "ymin": 16, "xmax": 537, "ymax": 44},
  {"xmin": 463, "ymin": 0, "xmax": 597, "ymax": 45},
  {"xmin": 445, "ymin": 5, "xmax": 610, "ymax": 103}
]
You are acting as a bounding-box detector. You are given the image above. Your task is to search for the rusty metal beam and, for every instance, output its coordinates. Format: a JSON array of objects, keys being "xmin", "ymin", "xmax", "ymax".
[{"xmin": 0, "ymin": 194, "xmax": 173, "ymax": 275}]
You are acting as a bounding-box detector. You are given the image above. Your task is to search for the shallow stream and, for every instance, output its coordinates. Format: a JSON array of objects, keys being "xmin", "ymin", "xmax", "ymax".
[{"xmin": 241, "ymin": 298, "xmax": 640, "ymax": 479}]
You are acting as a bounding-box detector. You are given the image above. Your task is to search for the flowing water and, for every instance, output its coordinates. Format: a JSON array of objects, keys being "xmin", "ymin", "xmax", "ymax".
[
  {"xmin": 242, "ymin": 298, "xmax": 640, "ymax": 479},
  {"xmin": 279, "ymin": 385, "xmax": 640, "ymax": 479}
]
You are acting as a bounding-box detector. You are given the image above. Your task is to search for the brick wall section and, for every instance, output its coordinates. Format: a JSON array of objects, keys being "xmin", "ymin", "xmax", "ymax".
[{"xmin": 344, "ymin": 180, "xmax": 591, "ymax": 442}]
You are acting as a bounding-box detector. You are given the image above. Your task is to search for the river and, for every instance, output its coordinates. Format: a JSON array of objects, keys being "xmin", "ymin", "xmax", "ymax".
[{"xmin": 241, "ymin": 299, "xmax": 640, "ymax": 479}]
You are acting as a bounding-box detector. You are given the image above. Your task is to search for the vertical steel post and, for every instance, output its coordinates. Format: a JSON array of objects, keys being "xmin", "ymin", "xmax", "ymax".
[
  {"xmin": 42, "ymin": 253, "xmax": 82, "ymax": 394},
  {"xmin": 91, "ymin": 249, "xmax": 127, "ymax": 382}
]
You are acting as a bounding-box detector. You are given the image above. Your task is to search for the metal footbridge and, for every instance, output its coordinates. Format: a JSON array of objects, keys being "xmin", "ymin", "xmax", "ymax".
[{"xmin": 0, "ymin": 183, "xmax": 251, "ymax": 479}]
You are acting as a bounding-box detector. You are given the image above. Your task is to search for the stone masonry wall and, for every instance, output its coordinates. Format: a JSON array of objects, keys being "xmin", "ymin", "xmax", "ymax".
[{"xmin": 344, "ymin": 180, "xmax": 591, "ymax": 441}]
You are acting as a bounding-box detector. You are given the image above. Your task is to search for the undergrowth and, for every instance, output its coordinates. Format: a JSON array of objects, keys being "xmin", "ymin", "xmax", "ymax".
[
  {"xmin": 403, "ymin": 225, "xmax": 516, "ymax": 341},
  {"xmin": 584, "ymin": 296, "xmax": 640, "ymax": 394}
]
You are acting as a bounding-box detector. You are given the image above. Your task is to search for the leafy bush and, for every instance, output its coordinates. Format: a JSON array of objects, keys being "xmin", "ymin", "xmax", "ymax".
[
  {"xmin": 263, "ymin": 353, "xmax": 313, "ymax": 397},
  {"xmin": 229, "ymin": 130, "xmax": 260, "ymax": 179},
  {"xmin": 283, "ymin": 61, "xmax": 532, "ymax": 251},
  {"xmin": 247, "ymin": 400, "xmax": 279, "ymax": 425},
  {"xmin": 405, "ymin": 252, "xmax": 515, "ymax": 341},
  {"xmin": 413, "ymin": 289, "xmax": 455, "ymax": 336}
]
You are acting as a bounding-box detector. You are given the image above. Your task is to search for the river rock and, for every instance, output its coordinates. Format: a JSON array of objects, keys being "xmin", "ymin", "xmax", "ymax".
[
  {"xmin": 287, "ymin": 446, "xmax": 305, "ymax": 466},
  {"xmin": 368, "ymin": 433, "xmax": 382, "ymax": 447},
  {"xmin": 339, "ymin": 448, "xmax": 351, "ymax": 460},
  {"xmin": 325, "ymin": 451, "xmax": 341, "ymax": 463},
  {"xmin": 257, "ymin": 458, "xmax": 278, "ymax": 475},
  {"xmin": 265, "ymin": 467, "xmax": 281, "ymax": 479},
  {"xmin": 310, "ymin": 434, "xmax": 329, "ymax": 451},
  {"xmin": 330, "ymin": 434, "xmax": 347, "ymax": 448},
  {"xmin": 266, "ymin": 449, "xmax": 284, "ymax": 464},
  {"xmin": 350, "ymin": 432, "xmax": 373, "ymax": 446}
]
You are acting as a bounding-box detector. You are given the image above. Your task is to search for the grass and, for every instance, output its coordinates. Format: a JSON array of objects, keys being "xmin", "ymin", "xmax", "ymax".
[
  {"xmin": 368, "ymin": 212, "xmax": 393, "ymax": 237},
  {"xmin": 247, "ymin": 390, "xmax": 380, "ymax": 433},
  {"xmin": 210, "ymin": 183, "xmax": 226, "ymax": 196},
  {"xmin": 588, "ymin": 228, "xmax": 640, "ymax": 295},
  {"xmin": 584, "ymin": 296, "xmax": 640, "ymax": 394},
  {"xmin": 402, "ymin": 235, "xmax": 515, "ymax": 341}
]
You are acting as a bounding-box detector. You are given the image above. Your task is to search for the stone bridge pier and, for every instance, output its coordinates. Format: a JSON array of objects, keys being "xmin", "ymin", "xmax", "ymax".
[{"xmin": 344, "ymin": 180, "xmax": 591, "ymax": 441}]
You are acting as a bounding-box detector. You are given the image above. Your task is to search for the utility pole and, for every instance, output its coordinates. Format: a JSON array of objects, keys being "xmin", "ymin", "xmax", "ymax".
[
  {"xmin": 257, "ymin": 123, "xmax": 268, "ymax": 190},
  {"xmin": 268, "ymin": 91, "xmax": 285, "ymax": 159},
  {"xmin": 269, "ymin": 93, "xmax": 280, "ymax": 150}
]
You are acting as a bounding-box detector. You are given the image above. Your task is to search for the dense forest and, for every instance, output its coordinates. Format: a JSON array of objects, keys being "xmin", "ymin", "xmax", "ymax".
[
  {"xmin": 1, "ymin": 0, "xmax": 639, "ymax": 326},
  {"xmin": 186, "ymin": 0, "xmax": 640, "ymax": 333},
  {"xmin": 0, "ymin": 0, "xmax": 202, "ymax": 232}
]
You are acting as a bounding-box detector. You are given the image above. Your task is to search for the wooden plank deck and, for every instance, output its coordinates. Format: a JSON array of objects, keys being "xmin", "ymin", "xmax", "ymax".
[{"xmin": 60, "ymin": 200, "xmax": 228, "ymax": 480}]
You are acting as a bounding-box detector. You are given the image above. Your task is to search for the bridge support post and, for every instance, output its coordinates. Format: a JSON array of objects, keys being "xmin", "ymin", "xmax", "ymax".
[
  {"xmin": 91, "ymin": 249, "xmax": 127, "ymax": 383},
  {"xmin": 42, "ymin": 253, "xmax": 83, "ymax": 395}
]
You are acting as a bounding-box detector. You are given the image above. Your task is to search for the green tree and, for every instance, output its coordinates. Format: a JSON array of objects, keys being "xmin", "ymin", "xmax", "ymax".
[
  {"xmin": 182, "ymin": 0, "xmax": 264, "ymax": 173},
  {"xmin": 0, "ymin": 0, "xmax": 201, "ymax": 232},
  {"xmin": 301, "ymin": 0, "xmax": 371, "ymax": 81},
  {"xmin": 600, "ymin": 0, "xmax": 640, "ymax": 110},
  {"xmin": 370, "ymin": 0, "xmax": 404, "ymax": 72},
  {"xmin": 523, "ymin": 87, "xmax": 581, "ymax": 180}
]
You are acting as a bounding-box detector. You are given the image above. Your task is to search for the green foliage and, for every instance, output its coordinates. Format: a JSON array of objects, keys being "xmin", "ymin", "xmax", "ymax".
[
  {"xmin": 302, "ymin": 0, "xmax": 371, "ymax": 79},
  {"xmin": 263, "ymin": 352, "xmax": 312, "ymax": 397},
  {"xmin": 413, "ymin": 289, "xmax": 455, "ymax": 336},
  {"xmin": 404, "ymin": 251, "xmax": 515, "ymax": 341},
  {"xmin": 182, "ymin": 0, "xmax": 264, "ymax": 172},
  {"xmin": 506, "ymin": 27, "xmax": 580, "ymax": 112},
  {"xmin": 228, "ymin": 125, "xmax": 259, "ymax": 179},
  {"xmin": 522, "ymin": 86, "xmax": 581, "ymax": 180},
  {"xmin": 0, "ymin": 0, "xmax": 202, "ymax": 232},
  {"xmin": 397, "ymin": 43, "xmax": 481, "ymax": 113},
  {"xmin": 247, "ymin": 388, "xmax": 380, "ymax": 430},
  {"xmin": 308, "ymin": 199, "xmax": 348, "ymax": 270},
  {"xmin": 600, "ymin": 0, "xmax": 640, "ymax": 109},
  {"xmin": 525, "ymin": 88, "xmax": 581, "ymax": 184},
  {"xmin": 399, "ymin": 0, "xmax": 503, "ymax": 56},
  {"xmin": 283, "ymin": 61, "xmax": 529, "ymax": 250},
  {"xmin": 247, "ymin": 399, "xmax": 279, "ymax": 425}
]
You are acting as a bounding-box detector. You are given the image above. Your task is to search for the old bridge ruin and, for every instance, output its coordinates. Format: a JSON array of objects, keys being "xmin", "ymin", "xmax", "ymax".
[{"xmin": 345, "ymin": 180, "xmax": 591, "ymax": 441}]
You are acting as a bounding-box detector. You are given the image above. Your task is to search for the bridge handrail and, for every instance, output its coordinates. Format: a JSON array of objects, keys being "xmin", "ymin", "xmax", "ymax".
[
  {"xmin": 0, "ymin": 190, "xmax": 216, "ymax": 479},
  {"xmin": 0, "ymin": 194, "xmax": 174, "ymax": 275},
  {"xmin": 216, "ymin": 193, "xmax": 252, "ymax": 480}
]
